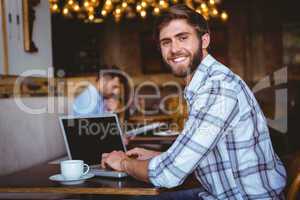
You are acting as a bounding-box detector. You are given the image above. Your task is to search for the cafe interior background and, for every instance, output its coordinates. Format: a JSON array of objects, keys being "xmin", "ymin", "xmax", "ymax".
[{"xmin": 0, "ymin": 0, "xmax": 299, "ymax": 195}]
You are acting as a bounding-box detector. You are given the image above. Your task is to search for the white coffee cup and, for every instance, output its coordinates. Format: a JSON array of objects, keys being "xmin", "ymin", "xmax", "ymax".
[{"xmin": 60, "ymin": 160, "xmax": 89, "ymax": 180}]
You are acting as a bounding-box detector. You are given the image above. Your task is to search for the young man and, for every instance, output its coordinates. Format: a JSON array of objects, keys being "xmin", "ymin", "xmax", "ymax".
[
  {"xmin": 72, "ymin": 65, "xmax": 121, "ymax": 116},
  {"xmin": 102, "ymin": 5, "xmax": 286, "ymax": 199}
]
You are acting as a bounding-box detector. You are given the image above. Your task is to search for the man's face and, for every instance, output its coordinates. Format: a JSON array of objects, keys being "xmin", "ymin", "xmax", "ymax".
[
  {"xmin": 102, "ymin": 77, "xmax": 121, "ymax": 98},
  {"xmin": 159, "ymin": 19, "xmax": 202, "ymax": 77}
]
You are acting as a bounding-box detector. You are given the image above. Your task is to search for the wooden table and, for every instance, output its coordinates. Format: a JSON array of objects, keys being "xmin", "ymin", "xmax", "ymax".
[{"xmin": 0, "ymin": 163, "xmax": 159, "ymax": 196}]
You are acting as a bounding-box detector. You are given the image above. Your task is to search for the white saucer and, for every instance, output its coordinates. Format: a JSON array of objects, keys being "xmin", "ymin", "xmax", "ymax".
[
  {"xmin": 49, "ymin": 173, "xmax": 94, "ymax": 185},
  {"xmin": 153, "ymin": 130, "xmax": 180, "ymax": 136}
]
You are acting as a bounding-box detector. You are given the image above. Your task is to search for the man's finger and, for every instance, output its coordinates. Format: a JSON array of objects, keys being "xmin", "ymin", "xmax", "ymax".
[
  {"xmin": 126, "ymin": 149, "xmax": 137, "ymax": 156},
  {"xmin": 102, "ymin": 153, "xmax": 109, "ymax": 158},
  {"xmin": 101, "ymin": 158, "xmax": 105, "ymax": 168},
  {"xmin": 101, "ymin": 153, "xmax": 109, "ymax": 167},
  {"xmin": 101, "ymin": 155, "xmax": 109, "ymax": 169},
  {"xmin": 126, "ymin": 147, "xmax": 141, "ymax": 155}
]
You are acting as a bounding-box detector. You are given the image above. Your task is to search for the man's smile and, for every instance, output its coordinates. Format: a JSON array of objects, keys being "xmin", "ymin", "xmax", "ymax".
[
  {"xmin": 168, "ymin": 54, "xmax": 190, "ymax": 64},
  {"xmin": 172, "ymin": 56, "xmax": 188, "ymax": 63}
]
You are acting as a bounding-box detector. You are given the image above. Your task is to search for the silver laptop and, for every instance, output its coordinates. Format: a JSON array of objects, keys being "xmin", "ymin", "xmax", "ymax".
[{"xmin": 59, "ymin": 113, "xmax": 128, "ymax": 178}]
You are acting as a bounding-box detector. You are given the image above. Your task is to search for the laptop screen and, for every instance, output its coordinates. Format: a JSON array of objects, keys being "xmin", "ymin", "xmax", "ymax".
[{"xmin": 61, "ymin": 115, "xmax": 125, "ymax": 165}]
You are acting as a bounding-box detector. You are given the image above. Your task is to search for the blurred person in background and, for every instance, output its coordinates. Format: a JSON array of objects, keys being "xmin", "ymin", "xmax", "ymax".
[{"xmin": 72, "ymin": 65, "xmax": 122, "ymax": 116}]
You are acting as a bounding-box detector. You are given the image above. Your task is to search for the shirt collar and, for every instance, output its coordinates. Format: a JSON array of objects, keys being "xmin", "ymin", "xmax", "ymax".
[{"xmin": 184, "ymin": 54, "xmax": 216, "ymax": 99}]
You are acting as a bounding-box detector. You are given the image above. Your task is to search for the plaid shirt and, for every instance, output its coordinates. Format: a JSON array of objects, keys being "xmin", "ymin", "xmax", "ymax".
[{"xmin": 148, "ymin": 55, "xmax": 286, "ymax": 199}]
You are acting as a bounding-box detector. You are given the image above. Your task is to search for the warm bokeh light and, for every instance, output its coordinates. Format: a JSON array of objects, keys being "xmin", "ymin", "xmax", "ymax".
[
  {"xmin": 49, "ymin": 0, "xmax": 228, "ymax": 23},
  {"xmin": 84, "ymin": 1, "xmax": 90, "ymax": 8},
  {"xmin": 209, "ymin": 0, "xmax": 215, "ymax": 5},
  {"xmin": 201, "ymin": 3, "xmax": 207, "ymax": 10},
  {"xmin": 101, "ymin": 10, "xmax": 107, "ymax": 16},
  {"xmin": 136, "ymin": 4, "xmax": 142, "ymax": 12},
  {"xmin": 105, "ymin": 0, "xmax": 112, "ymax": 6},
  {"xmin": 51, "ymin": 4, "xmax": 58, "ymax": 12},
  {"xmin": 63, "ymin": 8, "xmax": 69, "ymax": 15},
  {"xmin": 122, "ymin": 2, "xmax": 128, "ymax": 8},
  {"xmin": 212, "ymin": 8, "xmax": 218, "ymax": 16},
  {"xmin": 68, "ymin": 0, "xmax": 74, "ymax": 6},
  {"xmin": 88, "ymin": 14, "xmax": 95, "ymax": 21},
  {"xmin": 221, "ymin": 11, "xmax": 228, "ymax": 21},
  {"xmin": 73, "ymin": 4, "xmax": 80, "ymax": 12},
  {"xmin": 141, "ymin": 1, "xmax": 147, "ymax": 8},
  {"xmin": 159, "ymin": 0, "xmax": 166, "ymax": 7},
  {"xmin": 140, "ymin": 10, "xmax": 147, "ymax": 18},
  {"xmin": 153, "ymin": 7, "xmax": 160, "ymax": 15},
  {"xmin": 116, "ymin": 8, "xmax": 121, "ymax": 15}
]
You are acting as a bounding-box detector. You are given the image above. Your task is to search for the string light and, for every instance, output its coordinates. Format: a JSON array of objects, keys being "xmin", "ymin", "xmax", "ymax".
[
  {"xmin": 84, "ymin": 1, "xmax": 90, "ymax": 8},
  {"xmin": 201, "ymin": 3, "xmax": 207, "ymax": 10},
  {"xmin": 211, "ymin": 8, "xmax": 218, "ymax": 16},
  {"xmin": 67, "ymin": 0, "xmax": 74, "ymax": 6},
  {"xmin": 141, "ymin": 1, "xmax": 147, "ymax": 8},
  {"xmin": 101, "ymin": 10, "xmax": 108, "ymax": 16},
  {"xmin": 116, "ymin": 8, "xmax": 121, "ymax": 15},
  {"xmin": 220, "ymin": 11, "xmax": 228, "ymax": 21},
  {"xmin": 153, "ymin": 7, "xmax": 160, "ymax": 15},
  {"xmin": 122, "ymin": 2, "xmax": 128, "ymax": 8},
  {"xmin": 73, "ymin": 4, "xmax": 80, "ymax": 12},
  {"xmin": 63, "ymin": 7, "xmax": 69, "ymax": 15},
  {"xmin": 136, "ymin": 4, "xmax": 142, "ymax": 12},
  {"xmin": 49, "ymin": 0, "xmax": 228, "ymax": 23},
  {"xmin": 51, "ymin": 3, "xmax": 59, "ymax": 12},
  {"xmin": 88, "ymin": 14, "xmax": 95, "ymax": 21},
  {"xmin": 105, "ymin": 0, "xmax": 112, "ymax": 6},
  {"xmin": 209, "ymin": 0, "xmax": 215, "ymax": 5},
  {"xmin": 140, "ymin": 10, "xmax": 147, "ymax": 18}
]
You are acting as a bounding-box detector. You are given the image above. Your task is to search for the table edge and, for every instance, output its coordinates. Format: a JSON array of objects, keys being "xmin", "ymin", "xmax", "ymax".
[{"xmin": 0, "ymin": 187, "xmax": 159, "ymax": 195}]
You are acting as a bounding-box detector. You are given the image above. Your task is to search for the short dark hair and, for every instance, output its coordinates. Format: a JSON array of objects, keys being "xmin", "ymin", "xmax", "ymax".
[
  {"xmin": 153, "ymin": 4, "xmax": 209, "ymax": 47},
  {"xmin": 96, "ymin": 65, "xmax": 123, "ymax": 82}
]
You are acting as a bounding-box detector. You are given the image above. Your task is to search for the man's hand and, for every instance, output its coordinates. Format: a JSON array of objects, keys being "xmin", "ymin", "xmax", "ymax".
[
  {"xmin": 101, "ymin": 153, "xmax": 109, "ymax": 169},
  {"xmin": 126, "ymin": 147, "xmax": 161, "ymax": 160},
  {"xmin": 101, "ymin": 151, "xmax": 127, "ymax": 171},
  {"xmin": 101, "ymin": 149, "xmax": 151, "ymax": 183}
]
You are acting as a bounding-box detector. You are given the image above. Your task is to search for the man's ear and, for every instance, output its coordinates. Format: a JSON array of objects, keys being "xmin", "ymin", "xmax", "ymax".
[{"xmin": 202, "ymin": 33, "xmax": 210, "ymax": 49}]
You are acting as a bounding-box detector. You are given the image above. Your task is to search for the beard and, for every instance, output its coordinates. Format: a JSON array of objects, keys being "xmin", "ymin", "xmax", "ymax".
[{"xmin": 163, "ymin": 42, "xmax": 203, "ymax": 78}]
